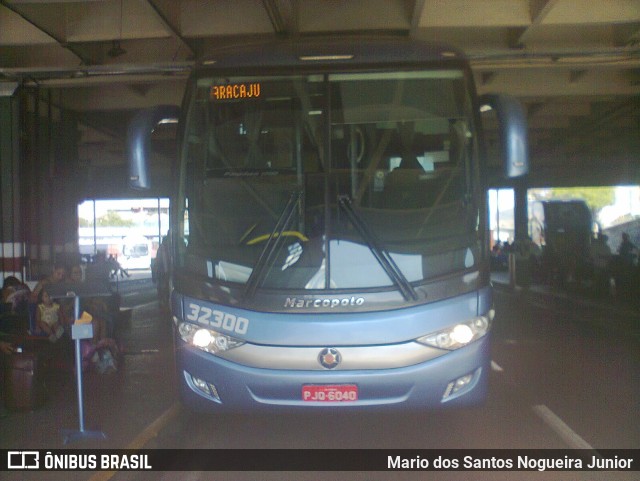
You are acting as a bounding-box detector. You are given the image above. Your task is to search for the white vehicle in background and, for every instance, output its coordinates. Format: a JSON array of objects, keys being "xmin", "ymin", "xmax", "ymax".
[{"xmin": 120, "ymin": 234, "xmax": 152, "ymax": 270}]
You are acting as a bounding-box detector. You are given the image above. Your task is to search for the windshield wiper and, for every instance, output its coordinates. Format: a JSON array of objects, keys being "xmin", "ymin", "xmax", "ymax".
[
  {"xmin": 337, "ymin": 195, "xmax": 418, "ymax": 301},
  {"xmin": 243, "ymin": 190, "xmax": 302, "ymax": 300}
]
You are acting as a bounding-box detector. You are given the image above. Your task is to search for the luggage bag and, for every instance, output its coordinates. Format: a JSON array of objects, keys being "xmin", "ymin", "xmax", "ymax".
[{"xmin": 3, "ymin": 350, "xmax": 46, "ymax": 411}]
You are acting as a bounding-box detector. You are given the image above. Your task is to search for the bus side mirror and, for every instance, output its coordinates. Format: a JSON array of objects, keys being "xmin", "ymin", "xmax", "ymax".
[
  {"xmin": 127, "ymin": 105, "xmax": 181, "ymax": 190},
  {"xmin": 479, "ymin": 94, "xmax": 529, "ymax": 178}
]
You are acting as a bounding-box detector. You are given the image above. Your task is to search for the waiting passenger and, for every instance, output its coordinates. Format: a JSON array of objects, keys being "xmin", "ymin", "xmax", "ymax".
[
  {"xmin": 35, "ymin": 288, "xmax": 67, "ymax": 343},
  {"xmin": 61, "ymin": 262, "xmax": 109, "ymax": 342},
  {"xmin": 2, "ymin": 276, "xmax": 31, "ymax": 315},
  {"xmin": 618, "ymin": 232, "xmax": 637, "ymax": 267},
  {"xmin": 67, "ymin": 264, "xmax": 84, "ymax": 284},
  {"xmin": 108, "ymin": 254, "xmax": 130, "ymax": 279},
  {"xmin": 589, "ymin": 233, "xmax": 612, "ymax": 295},
  {"xmin": 31, "ymin": 263, "xmax": 66, "ymax": 303},
  {"xmin": 55, "ymin": 263, "xmax": 83, "ymax": 324},
  {"xmin": 154, "ymin": 234, "xmax": 171, "ymax": 310},
  {"xmin": 615, "ymin": 232, "xmax": 637, "ymax": 301}
]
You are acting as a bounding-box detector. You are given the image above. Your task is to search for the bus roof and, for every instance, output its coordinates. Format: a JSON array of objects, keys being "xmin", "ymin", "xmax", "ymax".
[{"xmin": 197, "ymin": 37, "xmax": 467, "ymax": 72}]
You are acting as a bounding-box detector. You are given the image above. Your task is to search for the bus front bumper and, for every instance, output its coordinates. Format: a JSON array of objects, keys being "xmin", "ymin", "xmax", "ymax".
[{"xmin": 176, "ymin": 336, "xmax": 490, "ymax": 412}]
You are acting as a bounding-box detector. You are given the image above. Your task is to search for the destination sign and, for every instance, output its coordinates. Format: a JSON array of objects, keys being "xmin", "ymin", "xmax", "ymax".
[{"xmin": 210, "ymin": 83, "xmax": 261, "ymax": 101}]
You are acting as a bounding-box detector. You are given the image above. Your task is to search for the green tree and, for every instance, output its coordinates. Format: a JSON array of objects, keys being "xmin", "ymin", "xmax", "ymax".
[
  {"xmin": 96, "ymin": 211, "xmax": 135, "ymax": 227},
  {"xmin": 549, "ymin": 187, "xmax": 615, "ymax": 214}
]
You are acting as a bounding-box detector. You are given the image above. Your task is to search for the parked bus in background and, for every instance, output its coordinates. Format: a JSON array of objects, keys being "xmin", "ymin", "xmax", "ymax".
[
  {"xmin": 529, "ymin": 199, "xmax": 593, "ymax": 286},
  {"xmin": 128, "ymin": 37, "xmax": 528, "ymax": 411}
]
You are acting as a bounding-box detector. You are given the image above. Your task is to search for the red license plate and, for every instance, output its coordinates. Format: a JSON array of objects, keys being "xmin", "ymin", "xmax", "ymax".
[{"xmin": 302, "ymin": 384, "xmax": 358, "ymax": 402}]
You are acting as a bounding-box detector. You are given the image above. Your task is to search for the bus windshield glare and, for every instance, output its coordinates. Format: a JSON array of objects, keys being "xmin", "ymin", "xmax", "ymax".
[{"xmin": 179, "ymin": 69, "xmax": 480, "ymax": 295}]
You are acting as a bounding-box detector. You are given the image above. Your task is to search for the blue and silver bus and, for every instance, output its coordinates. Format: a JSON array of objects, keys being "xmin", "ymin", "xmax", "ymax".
[{"xmin": 128, "ymin": 37, "xmax": 528, "ymax": 411}]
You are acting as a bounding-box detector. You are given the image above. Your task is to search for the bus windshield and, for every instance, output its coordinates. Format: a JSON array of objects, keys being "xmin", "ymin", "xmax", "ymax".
[{"xmin": 178, "ymin": 69, "xmax": 481, "ymax": 293}]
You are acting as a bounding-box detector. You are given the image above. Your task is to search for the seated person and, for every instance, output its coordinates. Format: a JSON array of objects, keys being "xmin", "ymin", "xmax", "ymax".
[
  {"xmin": 67, "ymin": 264, "xmax": 84, "ymax": 284},
  {"xmin": 82, "ymin": 298, "xmax": 109, "ymax": 343},
  {"xmin": 56, "ymin": 263, "xmax": 83, "ymax": 326},
  {"xmin": 35, "ymin": 288, "xmax": 68, "ymax": 343},
  {"xmin": 31, "ymin": 263, "xmax": 66, "ymax": 303},
  {"xmin": 63, "ymin": 262, "xmax": 109, "ymax": 343},
  {"xmin": 2, "ymin": 276, "xmax": 31, "ymax": 316}
]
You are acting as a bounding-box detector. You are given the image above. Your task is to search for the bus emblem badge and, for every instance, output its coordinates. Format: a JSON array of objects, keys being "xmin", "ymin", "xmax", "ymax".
[{"xmin": 318, "ymin": 348, "xmax": 341, "ymax": 369}]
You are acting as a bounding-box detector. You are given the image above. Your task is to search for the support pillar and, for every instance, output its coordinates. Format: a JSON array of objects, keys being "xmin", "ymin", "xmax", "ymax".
[
  {"xmin": 21, "ymin": 88, "xmax": 82, "ymax": 280},
  {"xmin": 0, "ymin": 83, "xmax": 25, "ymax": 280},
  {"xmin": 513, "ymin": 177, "xmax": 529, "ymax": 241},
  {"xmin": 510, "ymin": 177, "xmax": 532, "ymax": 288}
]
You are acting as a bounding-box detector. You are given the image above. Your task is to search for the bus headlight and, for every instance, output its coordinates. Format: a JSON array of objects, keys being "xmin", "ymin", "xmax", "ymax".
[
  {"xmin": 416, "ymin": 312, "xmax": 493, "ymax": 350},
  {"xmin": 178, "ymin": 322, "xmax": 245, "ymax": 354}
]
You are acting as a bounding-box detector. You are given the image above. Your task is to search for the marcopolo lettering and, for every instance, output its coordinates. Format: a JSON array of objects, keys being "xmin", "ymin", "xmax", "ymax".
[{"xmin": 284, "ymin": 297, "xmax": 365, "ymax": 308}]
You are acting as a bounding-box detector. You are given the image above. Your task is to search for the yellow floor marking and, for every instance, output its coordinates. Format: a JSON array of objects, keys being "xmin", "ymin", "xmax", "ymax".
[{"xmin": 87, "ymin": 402, "xmax": 181, "ymax": 481}]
